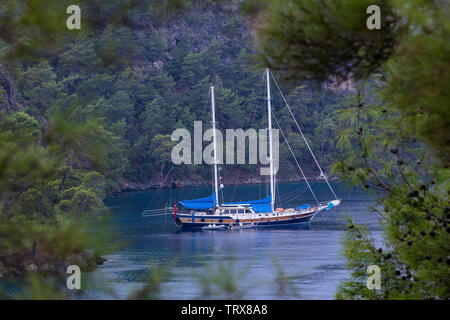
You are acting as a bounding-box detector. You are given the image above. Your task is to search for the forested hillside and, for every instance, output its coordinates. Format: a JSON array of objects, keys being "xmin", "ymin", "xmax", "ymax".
[
  {"xmin": 1, "ymin": 0, "xmax": 448, "ymax": 301},
  {"xmin": 0, "ymin": 1, "xmax": 350, "ymax": 193},
  {"xmin": 0, "ymin": 0, "xmax": 356, "ymax": 282}
]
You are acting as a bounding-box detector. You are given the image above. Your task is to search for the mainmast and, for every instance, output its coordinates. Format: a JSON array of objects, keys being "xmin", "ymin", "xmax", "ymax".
[
  {"xmin": 266, "ymin": 68, "xmax": 275, "ymax": 212},
  {"xmin": 210, "ymin": 86, "xmax": 219, "ymax": 207}
]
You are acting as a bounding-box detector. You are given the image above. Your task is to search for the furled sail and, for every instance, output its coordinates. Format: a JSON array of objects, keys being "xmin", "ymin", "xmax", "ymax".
[
  {"xmin": 179, "ymin": 194, "xmax": 217, "ymax": 209},
  {"xmin": 179, "ymin": 194, "xmax": 272, "ymax": 213},
  {"xmin": 225, "ymin": 195, "xmax": 272, "ymax": 213}
]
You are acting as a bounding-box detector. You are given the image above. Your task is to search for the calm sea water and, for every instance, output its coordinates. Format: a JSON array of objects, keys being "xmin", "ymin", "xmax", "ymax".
[{"xmin": 81, "ymin": 182, "xmax": 382, "ymax": 300}]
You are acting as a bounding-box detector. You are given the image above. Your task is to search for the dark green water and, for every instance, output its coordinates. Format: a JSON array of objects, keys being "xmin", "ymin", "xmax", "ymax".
[{"xmin": 82, "ymin": 182, "xmax": 380, "ymax": 299}]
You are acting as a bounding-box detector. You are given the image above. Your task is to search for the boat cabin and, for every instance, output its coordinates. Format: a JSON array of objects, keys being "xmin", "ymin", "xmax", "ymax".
[{"xmin": 215, "ymin": 204, "xmax": 255, "ymax": 215}]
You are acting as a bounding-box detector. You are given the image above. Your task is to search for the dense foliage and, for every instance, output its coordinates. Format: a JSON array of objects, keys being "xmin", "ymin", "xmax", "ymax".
[
  {"xmin": 256, "ymin": 0, "xmax": 449, "ymax": 299},
  {"xmin": 2, "ymin": 0, "xmax": 447, "ymax": 300},
  {"xmin": 1, "ymin": 1, "xmax": 350, "ymax": 189},
  {"xmin": 0, "ymin": 0, "xmax": 350, "ymax": 295}
]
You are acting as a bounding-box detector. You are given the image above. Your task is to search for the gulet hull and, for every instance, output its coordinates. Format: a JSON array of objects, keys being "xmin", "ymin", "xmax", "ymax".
[{"xmin": 175, "ymin": 211, "xmax": 317, "ymax": 230}]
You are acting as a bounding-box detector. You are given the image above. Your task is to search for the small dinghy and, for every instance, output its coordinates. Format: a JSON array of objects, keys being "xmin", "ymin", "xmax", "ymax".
[
  {"xmin": 201, "ymin": 224, "xmax": 229, "ymax": 231},
  {"xmin": 230, "ymin": 223, "xmax": 255, "ymax": 230}
]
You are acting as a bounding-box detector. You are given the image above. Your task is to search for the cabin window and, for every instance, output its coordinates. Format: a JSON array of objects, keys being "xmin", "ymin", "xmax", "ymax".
[
  {"xmin": 230, "ymin": 210, "xmax": 237, "ymax": 214},
  {"xmin": 224, "ymin": 210, "xmax": 230, "ymax": 214},
  {"xmin": 238, "ymin": 209, "xmax": 244, "ymax": 214},
  {"xmin": 246, "ymin": 209, "xmax": 252, "ymax": 213}
]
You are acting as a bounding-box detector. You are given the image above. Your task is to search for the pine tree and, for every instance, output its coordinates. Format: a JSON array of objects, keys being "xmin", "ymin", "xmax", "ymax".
[{"xmin": 254, "ymin": 0, "xmax": 450, "ymax": 299}]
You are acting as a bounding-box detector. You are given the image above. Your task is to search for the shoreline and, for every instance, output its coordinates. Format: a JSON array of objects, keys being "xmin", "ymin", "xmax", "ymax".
[{"xmin": 117, "ymin": 175, "xmax": 339, "ymax": 193}]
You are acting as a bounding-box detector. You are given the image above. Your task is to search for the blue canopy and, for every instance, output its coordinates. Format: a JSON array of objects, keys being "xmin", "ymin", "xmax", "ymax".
[
  {"xmin": 179, "ymin": 194, "xmax": 272, "ymax": 213},
  {"xmin": 225, "ymin": 195, "xmax": 272, "ymax": 213},
  {"xmin": 179, "ymin": 193, "xmax": 217, "ymax": 209}
]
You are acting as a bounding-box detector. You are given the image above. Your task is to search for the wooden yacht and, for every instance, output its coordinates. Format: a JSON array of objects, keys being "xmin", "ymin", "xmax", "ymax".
[{"xmin": 173, "ymin": 69, "xmax": 341, "ymax": 230}]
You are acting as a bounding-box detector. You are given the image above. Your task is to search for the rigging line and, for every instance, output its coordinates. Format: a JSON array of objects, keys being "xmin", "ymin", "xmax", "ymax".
[
  {"xmin": 169, "ymin": 171, "xmax": 173, "ymax": 203},
  {"xmin": 142, "ymin": 213, "xmax": 170, "ymax": 217},
  {"xmin": 279, "ymin": 182, "xmax": 318, "ymax": 204},
  {"xmin": 159, "ymin": 165, "xmax": 174, "ymax": 188},
  {"xmin": 168, "ymin": 88, "xmax": 210, "ymax": 207},
  {"xmin": 277, "ymin": 183, "xmax": 310, "ymax": 202},
  {"xmin": 230, "ymin": 72, "xmax": 266, "ymax": 203},
  {"xmin": 258, "ymin": 175, "xmax": 261, "ymax": 200},
  {"xmin": 144, "ymin": 165, "xmax": 175, "ymax": 210},
  {"xmin": 281, "ymin": 189, "xmax": 310, "ymax": 205},
  {"xmin": 278, "ymin": 185, "xmax": 309, "ymax": 203},
  {"xmin": 168, "ymin": 172, "xmax": 174, "ymax": 223},
  {"xmin": 277, "ymin": 181, "xmax": 310, "ymax": 199},
  {"xmin": 142, "ymin": 208, "xmax": 170, "ymax": 213},
  {"xmin": 270, "ymin": 71, "xmax": 339, "ymax": 200},
  {"xmin": 272, "ymin": 113, "xmax": 320, "ymax": 205},
  {"xmin": 276, "ymin": 181, "xmax": 282, "ymax": 208}
]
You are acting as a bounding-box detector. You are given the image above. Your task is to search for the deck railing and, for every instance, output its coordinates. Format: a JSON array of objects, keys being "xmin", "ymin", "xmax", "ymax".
[{"xmin": 142, "ymin": 207, "xmax": 173, "ymax": 217}]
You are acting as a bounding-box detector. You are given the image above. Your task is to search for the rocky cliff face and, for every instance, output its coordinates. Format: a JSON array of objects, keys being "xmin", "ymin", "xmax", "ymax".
[
  {"xmin": 132, "ymin": 3, "xmax": 249, "ymax": 70},
  {"xmin": 324, "ymin": 75, "xmax": 355, "ymax": 92},
  {"xmin": 0, "ymin": 65, "xmax": 21, "ymax": 113}
]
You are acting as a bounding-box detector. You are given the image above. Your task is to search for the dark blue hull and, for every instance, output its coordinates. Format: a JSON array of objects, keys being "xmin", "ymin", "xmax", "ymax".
[{"xmin": 179, "ymin": 214, "xmax": 313, "ymax": 230}]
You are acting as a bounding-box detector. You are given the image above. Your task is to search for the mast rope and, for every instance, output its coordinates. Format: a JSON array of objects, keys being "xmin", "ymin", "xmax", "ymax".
[
  {"xmin": 277, "ymin": 182, "xmax": 307, "ymax": 199},
  {"xmin": 278, "ymin": 184, "xmax": 309, "ymax": 201},
  {"xmin": 230, "ymin": 72, "xmax": 266, "ymax": 203},
  {"xmin": 273, "ymin": 113, "xmax": 320, "ymax": 205},
  {"xmin": 270, "ymin": 71, "xmax": 339, "ymax": 200},
  {"xmin": 278, "ymin": 182, "xmax": 318, "ymax": 204},
  {"xmin": 143, "ymin": 165, "xmax": 174, "ymax": 211}
]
